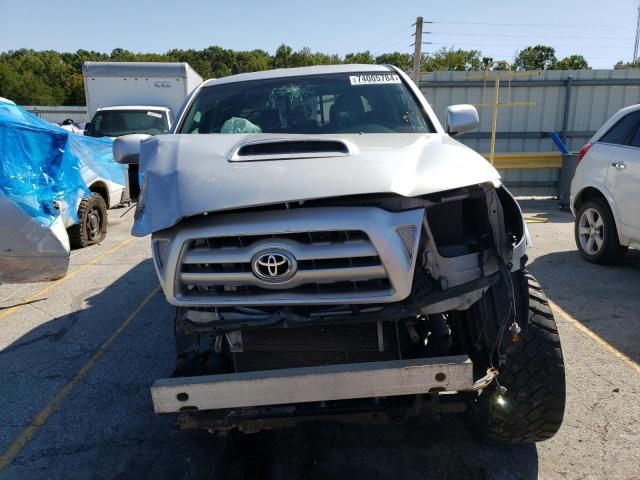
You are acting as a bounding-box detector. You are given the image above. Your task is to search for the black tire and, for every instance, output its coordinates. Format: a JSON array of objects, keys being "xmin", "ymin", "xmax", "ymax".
[
  {"xmin": 68, "ymin": 193, "xmax": 108, "ymax": 248},
  {"xmin": 468, "ymin": 272, "xmax": 566, "ymax": 444},
  {"xmin": 574, "ymin": 198, "xmax": 627, "ymax": 264}
]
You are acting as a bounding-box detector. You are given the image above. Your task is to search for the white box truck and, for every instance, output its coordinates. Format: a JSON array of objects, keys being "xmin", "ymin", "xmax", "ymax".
[
  {"xmin": 83, "ymin": 62, "xmax": 203, "ymax": 198},
  {"xmin": 82, "ymin": 62, "xmax": 203, "ymax": 138}
]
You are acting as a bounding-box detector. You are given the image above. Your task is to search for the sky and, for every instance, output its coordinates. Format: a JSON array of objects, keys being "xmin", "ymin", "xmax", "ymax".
[{"xmin": 0, "ymin": 0, "xmax": 638, "ymax": 69}]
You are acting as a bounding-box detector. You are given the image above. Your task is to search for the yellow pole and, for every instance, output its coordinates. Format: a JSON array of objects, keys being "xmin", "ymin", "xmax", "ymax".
[{"xmin": 489, "ymin": 77, "xmax": 500, "ymax": 165}]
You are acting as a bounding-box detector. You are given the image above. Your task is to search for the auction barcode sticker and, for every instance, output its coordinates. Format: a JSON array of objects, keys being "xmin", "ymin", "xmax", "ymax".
[{"xmin": 349, "ymin": 74, "xmax": 401, "ymax": 85}]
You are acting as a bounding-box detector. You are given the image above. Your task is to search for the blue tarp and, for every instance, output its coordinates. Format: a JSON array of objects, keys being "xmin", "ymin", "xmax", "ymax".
[{"xmin": 0, "ymin": 101, "xmax": 125, "ymax": 226}]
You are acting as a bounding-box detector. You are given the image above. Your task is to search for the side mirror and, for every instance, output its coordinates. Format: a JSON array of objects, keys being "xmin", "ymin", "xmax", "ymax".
[
  {"xmin": 445, "ymin": 104, "xmax": 479, "ymax": 136},
  {"xmin": 113, "ymin": 134, "xmax": 151, "ymax": 164}
]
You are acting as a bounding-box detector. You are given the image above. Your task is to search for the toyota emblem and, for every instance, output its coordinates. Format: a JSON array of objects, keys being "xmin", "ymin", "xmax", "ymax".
[{"xmin": 251, "ymin": 249, "xmax": 297, "ymax": 283}]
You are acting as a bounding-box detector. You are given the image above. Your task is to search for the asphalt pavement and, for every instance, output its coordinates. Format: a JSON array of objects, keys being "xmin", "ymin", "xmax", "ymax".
[{"xmin": 0, "ymin": 200, "xmax": 638, "ymax": 480}]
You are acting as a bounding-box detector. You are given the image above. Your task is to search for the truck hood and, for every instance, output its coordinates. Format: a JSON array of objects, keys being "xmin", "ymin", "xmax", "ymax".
[{"xmin": 133, "ymin": 133, "xmax": 500, "ymax": 236}]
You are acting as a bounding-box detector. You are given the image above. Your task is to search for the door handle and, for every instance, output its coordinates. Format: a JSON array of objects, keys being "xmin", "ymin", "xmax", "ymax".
[{"xmin": 611, "ymin": 161, "xmax": 627, "ymax": 170}]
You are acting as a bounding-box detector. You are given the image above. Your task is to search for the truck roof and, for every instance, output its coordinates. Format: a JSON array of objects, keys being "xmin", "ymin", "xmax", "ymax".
[
  {"xmin": 82, "ymin": 62, "xmax": 199, "ymax": 78},
  {"xmin": 96, "ymin": 105, "xmax": 171, "ymax": 112},
  {"xmin": 201, "ymin": 64, "xmax": 395, "ymax": 88}
]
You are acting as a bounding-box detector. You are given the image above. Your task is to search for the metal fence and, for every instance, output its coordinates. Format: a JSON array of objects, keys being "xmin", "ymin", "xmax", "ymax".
[
  {"xmin": 419, "ymin": 69, "xmax": 640, "ymax": 195},
  {"xmin": 23, "ymin": 106, "xmax": 88, "ymax": 125}
]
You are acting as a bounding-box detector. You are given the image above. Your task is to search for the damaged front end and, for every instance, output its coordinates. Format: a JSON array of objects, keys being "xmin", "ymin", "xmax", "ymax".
[{"xmin": 149, "ymin": 181, "xmax": 529, "ymax": 431}]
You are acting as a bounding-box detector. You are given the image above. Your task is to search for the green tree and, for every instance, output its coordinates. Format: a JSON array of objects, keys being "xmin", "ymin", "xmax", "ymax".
[
  {"xmin": 614, "ymin": 59, "xmax": 640, "ymax": 69},
  {"xmin": 289, "ymin": 47, "xmax": 315, "ymax": 67},
  {"xmin": 274, "ymin": 44, "xmax": 293, "ymax": 68},
  {"xmin": 60, "ymin": 50, "xmax": 109, "ymax": 72},
  {"xmin": 551, "ymin": 55, "xmax": 590, "ymax": 70},
  {"xmin": 481, "ymin": 57, "xmax": 494, "ymax": 70},
  {"xmin": 421, "ymin": 48, "xmax": 483, "ymax": 71},
  {"xmin": 2, "ymin": 43, "xmax": 594, "ymax": 106},
  {"xmin": 513, "ymin": 45, "xmax": 557, "ymax": 70},
  {"xmin": 233, "ymin": 50, "xmax": 272, "ymax": 74},
  {"xmin": 344, "ymin": 51, "xmax": 375, "ymax": 64},
  {"xmin": 285, "ymin": 47, "xmax": 339, "ymax": 67},
  {"xmin": 109, "ymin": 48, "xmax": 136, "ymax": 62},
  {"xmin": 375, "ymin": 52, "xmax": 412, "ymax": 71},
  {"xmin": 166, "ymin": 48, "xmax": 213, "ymax": 78},
  {"xmin": 63, "ymin": 73, "xmax": 85, "ymax": 105}
]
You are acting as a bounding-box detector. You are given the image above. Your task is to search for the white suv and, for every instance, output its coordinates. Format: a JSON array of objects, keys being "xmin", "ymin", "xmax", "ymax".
[{"xmin": 571, "ymin": 104, "xmax": 640, "ymax": 264}]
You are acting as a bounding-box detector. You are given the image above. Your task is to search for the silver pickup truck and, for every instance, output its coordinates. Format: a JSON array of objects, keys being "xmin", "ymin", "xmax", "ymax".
[{"xmin": 114, "ymin": 64, "xmax": 565, "ymax": 443}]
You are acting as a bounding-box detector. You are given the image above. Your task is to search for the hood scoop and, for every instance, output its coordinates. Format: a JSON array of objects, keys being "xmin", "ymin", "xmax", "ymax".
[{"xmin": 229, "ymin": 138, "xmax": 352, "ymax": 162}]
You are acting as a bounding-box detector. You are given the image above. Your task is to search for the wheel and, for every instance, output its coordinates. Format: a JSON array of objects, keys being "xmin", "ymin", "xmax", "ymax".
[
  {"xmin": 468, "ymin": 272, "xmax": 566, "ymax": 444},
  {"xmin": 68, "ymin": 193, "xmax": 108, "ymax": 248},
  {"xmin": 574, "ymin": 198, "xmax": 627, "ymax": 264}
]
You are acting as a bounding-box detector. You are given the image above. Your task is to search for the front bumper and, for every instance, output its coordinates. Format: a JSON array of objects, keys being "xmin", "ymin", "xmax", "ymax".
[{"xmin": 151, "ymin": 355, "xmax": 473, "ymax": 414}]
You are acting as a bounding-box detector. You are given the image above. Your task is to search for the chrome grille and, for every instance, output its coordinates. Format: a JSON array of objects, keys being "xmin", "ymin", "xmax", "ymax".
[
  {"xmin": 177, "ymin": 230, "xmax": 393, "ymax": 300},
  {"xmin": 155, "ymin": 207, "xmax": 425, "ymax": 307}
]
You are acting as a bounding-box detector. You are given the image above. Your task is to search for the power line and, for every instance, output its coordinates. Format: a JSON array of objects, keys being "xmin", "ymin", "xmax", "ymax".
[
  {"xmin": 430, "ymin": 20, "xmax": 620, "ymax": 28},
  {"xmin": 367, "ymin": 25, "xmax": 413, "ymax": 52},
  {"xmin": 421, "ymin": 50, "xmax": 627, "ymax": 60},
  {"xmin": 429, "ymin": 32, "xmax": 631, "ymax": 41},
  {"xmin": 430, "ymin": 42, "xmax": 628, "ymax": 49},
  {"xmin": 373, "ymin": 34, "xmax": 414, "ymax": 56}
]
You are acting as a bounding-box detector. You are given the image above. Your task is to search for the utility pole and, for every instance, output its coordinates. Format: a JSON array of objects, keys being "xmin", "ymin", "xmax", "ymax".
[
  {"xmin": 634, "ymin": 3, "xmax": 640, "ymax": 61},
  {"xmin": 412, "ymin": 16, "xmax": 423, "ymax": 84}
]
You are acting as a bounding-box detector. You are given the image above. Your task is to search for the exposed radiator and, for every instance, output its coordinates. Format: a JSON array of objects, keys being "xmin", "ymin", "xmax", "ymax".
[{"xmin": 233, "ymin": 322, "xmax": 412, "ymax": 372}]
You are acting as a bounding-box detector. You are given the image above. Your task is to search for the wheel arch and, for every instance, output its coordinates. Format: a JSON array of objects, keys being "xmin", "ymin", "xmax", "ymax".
[
  {"xmin": 572, "ymin": 185, "xmax": 626, "ymax": 246},
  {"xmin": 88, "ymin": 181, "xmax": 110, "ymax": 209}
]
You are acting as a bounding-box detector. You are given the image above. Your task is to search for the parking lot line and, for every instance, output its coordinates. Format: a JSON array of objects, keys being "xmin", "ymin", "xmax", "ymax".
[
  {"xmin": 548, "ymin": 299, "xmax": 640, "ymax": 375},
  {"xmin": 0, "ymin": 284, "xmax": 161, "ymax": 473},
  {"xmin": 0, "ymin": 238, "xmax": 132, "ymax": 322}
]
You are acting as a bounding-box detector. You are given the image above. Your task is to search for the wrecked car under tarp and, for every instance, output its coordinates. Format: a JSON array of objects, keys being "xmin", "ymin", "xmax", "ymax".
[{"xmin": 0, "ymin": 101, "xmax": 124, "ymax": 283}]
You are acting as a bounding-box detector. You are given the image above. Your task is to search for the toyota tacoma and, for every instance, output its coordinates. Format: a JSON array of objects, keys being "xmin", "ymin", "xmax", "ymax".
[{"xmin": 114, "ymin": 64, "xmax": 565, "ymax": 443}]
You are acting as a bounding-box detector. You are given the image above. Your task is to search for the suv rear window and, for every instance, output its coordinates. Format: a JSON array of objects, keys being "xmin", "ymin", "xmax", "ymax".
[
  {"xmin": 599, "ymin": 110, "xmax": 640, "ymax": 145},
  {"xmin": 178, "ymin": 72, "xmax": 434, "ymax": 135}
]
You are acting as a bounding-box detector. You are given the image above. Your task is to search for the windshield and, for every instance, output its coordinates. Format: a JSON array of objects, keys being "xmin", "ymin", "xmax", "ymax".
[
  {"xmin": 87, "ymin": 110, "xmax": 169, "ymax": 137},
  {"xmin": 178, "ymin": 72, "xmax": 434, "ymax": 134}
]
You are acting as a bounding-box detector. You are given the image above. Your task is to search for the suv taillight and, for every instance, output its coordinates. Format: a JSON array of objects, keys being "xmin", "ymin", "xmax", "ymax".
[{"xmin": 577, "ymin": 143, "xmax": 592, "ymax": 164}]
